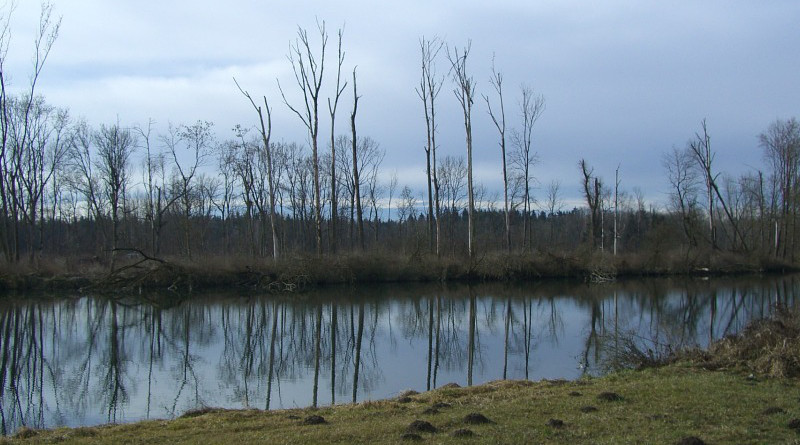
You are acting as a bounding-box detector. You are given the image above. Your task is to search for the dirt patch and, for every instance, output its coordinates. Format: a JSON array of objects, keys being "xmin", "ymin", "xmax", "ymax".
[
  {"xmin": 398, "ymin": 390, "xmax": 420, "ymax": 398},
  {"xmin": 464, "ymin": 413, "xmax": 492, "ymax": 424},
  {"xmin": 451, "ymin": 428, "xmax": 476, "ymax": 437},
  {"xmin": 406, "ymin": 420, "xmax": 437, "ymax": 434},
  {"xmin": 568, "ymin": 391, "xmax": 582, "ymax": 397},
  {"xmin": 676, "ymin": 436, "xmax": 706, "ymax": 445},
  {"xmin": 422, "ymin": 407, "xmax": 439, "ymax": 415},
  {"xmin": 597, "ymin": 391, "xmax": 623, "ymax": 402},
  {"xmin": 547, "ymin": 419, "xmax": 565, "ymax": 428},
  {"xmin": 303, "ymin": 415, "xmax": 327, "ymax": 425},
  {"xmin": 432, "ymin": 402, "xmax": 452, "ymax": 409},
  {"xmin": 788, "ymin": 418, "xmax": 800, "ymax": 431},
  {"xmin": 761, "ymin": 406, "xmax": 786, "ymax": 415},
  {"xmin": 180, "ymin": 406, "xmax": 220, "ymax": 418},
  {"xmin": 69, "ymin": 427, "xmax": 98, "ymax": 438},
  {"xmin": 580, "ymin": 406, "xmax": 598, "ymax": 413}
]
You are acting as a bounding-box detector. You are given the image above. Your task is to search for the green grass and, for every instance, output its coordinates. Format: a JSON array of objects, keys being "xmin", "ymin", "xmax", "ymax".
[{"xmin": 5, "ymin": 365, "xmax": 799, "ymax": 444}]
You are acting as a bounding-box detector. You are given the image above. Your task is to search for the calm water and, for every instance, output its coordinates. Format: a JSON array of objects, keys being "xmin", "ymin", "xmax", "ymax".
[{"xmin": 0, "ymin": 274, "xmax": 797, "ymax": 433}]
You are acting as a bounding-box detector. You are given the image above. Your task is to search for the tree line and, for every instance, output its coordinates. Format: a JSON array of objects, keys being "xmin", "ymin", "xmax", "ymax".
[{"xmin": 1, "ymin": 5, "xmax": 799, "ymax": 271}]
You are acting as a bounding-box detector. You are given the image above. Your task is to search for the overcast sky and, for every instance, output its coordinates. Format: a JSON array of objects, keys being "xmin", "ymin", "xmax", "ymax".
[{"xmin": 4, "ymin": 1, "xmax": 799, "ymax": 209}]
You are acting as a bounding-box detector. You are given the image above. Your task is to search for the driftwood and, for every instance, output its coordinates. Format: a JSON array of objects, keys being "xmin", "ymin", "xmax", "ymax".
[{"xmin": 85, "ymin": 248, "xmax": 177, "ymax": 292}]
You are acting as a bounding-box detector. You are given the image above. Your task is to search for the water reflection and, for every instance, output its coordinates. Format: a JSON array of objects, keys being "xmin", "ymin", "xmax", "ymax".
[{"xmin": 0, "ymin": 274, "xmax": 796, "ymax": 433}]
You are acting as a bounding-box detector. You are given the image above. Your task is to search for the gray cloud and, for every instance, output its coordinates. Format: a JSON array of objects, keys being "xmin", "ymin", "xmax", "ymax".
[{"xmin": 5, "ymin": 0, "xmax": 798, "ymax": 205}]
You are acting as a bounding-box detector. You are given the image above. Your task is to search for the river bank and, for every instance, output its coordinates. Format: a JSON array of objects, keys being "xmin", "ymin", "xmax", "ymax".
[{"xmin": 0, "ymin": 248, "xmax": 794, "ymax": 293}]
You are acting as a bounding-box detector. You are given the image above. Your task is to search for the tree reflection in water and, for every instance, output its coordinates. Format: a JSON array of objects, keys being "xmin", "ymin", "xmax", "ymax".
[{"xmin": 0, "ymin": 274, "xmax": 797, "ymax": 433}]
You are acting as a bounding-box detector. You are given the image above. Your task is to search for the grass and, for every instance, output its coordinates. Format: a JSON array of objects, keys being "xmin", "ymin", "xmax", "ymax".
[{"xmin": 3, "ymin": 366, "xmax": 799, "ymax": 444}]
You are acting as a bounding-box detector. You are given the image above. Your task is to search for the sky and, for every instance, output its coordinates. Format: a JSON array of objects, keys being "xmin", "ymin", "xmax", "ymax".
[{"xmin": 3, "ymin": 0, "xmax": 799, "ymax": 210}]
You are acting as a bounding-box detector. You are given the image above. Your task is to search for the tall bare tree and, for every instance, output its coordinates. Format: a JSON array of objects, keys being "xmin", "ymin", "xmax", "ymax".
[
  {"xmin": 416, "ymin": 36, "xmax": 444, "ymax": 255},
  {"xmin": 511, "ymin": 85, "xmax": 545, "ymax": 251},
  {"xmin": 327, "ymin": 28, "xmax": 346, "ymax": 253},
  {"xmin": 688, "ymin": 120, "xmax": 747, "ymax": 251},
  {"xmin": 234, "ymin": 78, "xmax": 279, "ymax": 259},
  {"xmin": 447, "ymin": 42, "xmax": 477, "ymax": 259},
  {"xmin": 350, "ymin": 67, "xmax": 365, "ymax": 250},
  {"xmin": 483, "ymin": 56, "xmax": 511, "ymax": 252},
  {"xmin": 0, "ymin": 2, "xmax": 60, "ymax": 262},
  {"xmin": 279, "ymin": 22, "xmax": 328, "ymax": 255}
]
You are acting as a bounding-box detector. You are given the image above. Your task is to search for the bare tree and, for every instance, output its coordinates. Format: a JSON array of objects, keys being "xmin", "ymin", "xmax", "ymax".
[
  {"xmin": 483, "ymin": 56, "xmax": 511, "ymax": 252},
  {"xmin": 387, "ymin": 170, "xmax": 398, "ymax": 223},
  {"xmin": 511, "ymin": 85, "xmax": 545, "ymax": 251},
  {"xmin": 234, "ymin": 78, "xmax": 279, "ymax": 259},
  {"xmin": 545, "ymin": 179, "xmax": 563, "ymax": 245},
  {"xmin": 447, "ymin": 42, "xmax": 477, "ymax": 259},
  {"xmin": 687, "ymin": 120, "xmax": 747, "ymax": 251},
  {"xmin": 579, "ymin": 159, "xmax": 602, "ymax": 249},
  {"xmin": 663, "ymin": 146, "xmax": 699, "ymax": 246},
  {"xmin": 163, "ymin": 120, "xmax": 213, "ymax": 259},
  {"xmin": 416, "ymin": 36, "xmax": 444, "ymax": 255},
  {"xmin": 94, "ymin": 122, "xmax": 136, "ymax": 268},
  {"xmin": 688, "ymin": 119, "xmax": 717, "ymax": 248},
  {"xmin": 327, "ymin": 28, "xmax": 346, "ymax": 253},
  {"xmin": 0, "ymin": 2, "xmax": 61, "ymax": 262},
  {"xmin": 759, "ymin": 117, "xmax": 800, "ymax": 258},
  {"xmin": 279, "ymin": 22, "xmax": 328, "ymax": 255},
  {"xmin": 613, "ymin": 165, "xmax": 620, "ymax": 255},
  {"xmin": 350, "ymin": 67, "xmax": 365, "ymax": 250}
]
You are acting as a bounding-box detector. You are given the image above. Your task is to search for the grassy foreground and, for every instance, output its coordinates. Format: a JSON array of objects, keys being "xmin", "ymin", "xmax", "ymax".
[{"xmin": 3, "ymin": 365, "xmax": 799, "ymax": 444}]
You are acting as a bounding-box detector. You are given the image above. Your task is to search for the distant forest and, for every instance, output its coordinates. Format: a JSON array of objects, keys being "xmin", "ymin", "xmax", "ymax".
[{"xmin": 1, "ymin": 5, "xmax": 799, "ymax": 272}]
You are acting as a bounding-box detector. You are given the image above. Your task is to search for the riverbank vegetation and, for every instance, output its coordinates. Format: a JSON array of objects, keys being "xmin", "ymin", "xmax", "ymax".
[
  {"xmin": 0, "ymin": 247, "xmax": 793, "ymax": 292},
  {"xmin": 4, "ymin": 307, "xmax": 800, "ymax": 444}
]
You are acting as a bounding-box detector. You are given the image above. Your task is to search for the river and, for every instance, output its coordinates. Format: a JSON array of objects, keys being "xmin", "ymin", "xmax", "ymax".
[{"xmin": 0, "ymin": 274, "xmax": 796, "ymax": 434}]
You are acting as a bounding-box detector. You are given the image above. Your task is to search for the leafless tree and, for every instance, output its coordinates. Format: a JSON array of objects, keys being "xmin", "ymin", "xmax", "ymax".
[
  {"xmin": 350, "ymin": 67, "xmax": 365, "ymax": 250},
  {"xmin": 511, "ymin": 85, "xmax": 545, "ymax": 251},
  {"xmin": 94, "ymin": 122, "xmax": 136, "ymax": 268},
  {"xmin": 398, "ymin": 186, "xmax": 416, "ymax": 227},
  {"xmin": 484, "ymin": 56, "xmax": 511, "ymax": 252},
  {"xmin": 759, "ymin": 117, "xmax": 800, "ymax": 258},
  {"xmin": 545, "ymin": 180, "xmax": 563, "ymax": 216},
  {"xmin": 163, "ymin": 120, "xmax": 213, "ymax": 258},
  {"xmin": 416, "ymin": 36, "xmax": 444, "ymax": 255},
  {"xmin": 279, "ymin": 22, "xmax": 328, "ymax": 255},
  {"xmin": 327, "ymin": 28, "xmax": 346, "ymax": 253},
  {"xmin": 663, "ymin": 146, "xmax": 699, "ymax": 246},
  {"xmin": 687, "ymin": 120, "xmax": 747, "ymax": 251},
  {"xmin": 0, "ymin": 2, "xmax": 61, "ymax": 262},
  {"xmin": 213, "ymin": 139, "xmax": 238, "ymax": 254},
  {"xmin": 579, "ymin": 159, "xmax": 602, "ymax": 249},
  {"xmin": 544, "ymin": 180, "xmax": 563, "ymax": 245},
  {"xmin": 234, "ymin": 78, "xmax": 279, "ymax": 259},
  {"xmin": 387, "ymin": 170, "xmax": 398, "ymax": 223},
  {"xmin": 447, "ymin": 42, "xmax": 476, "ymax": 258}
]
